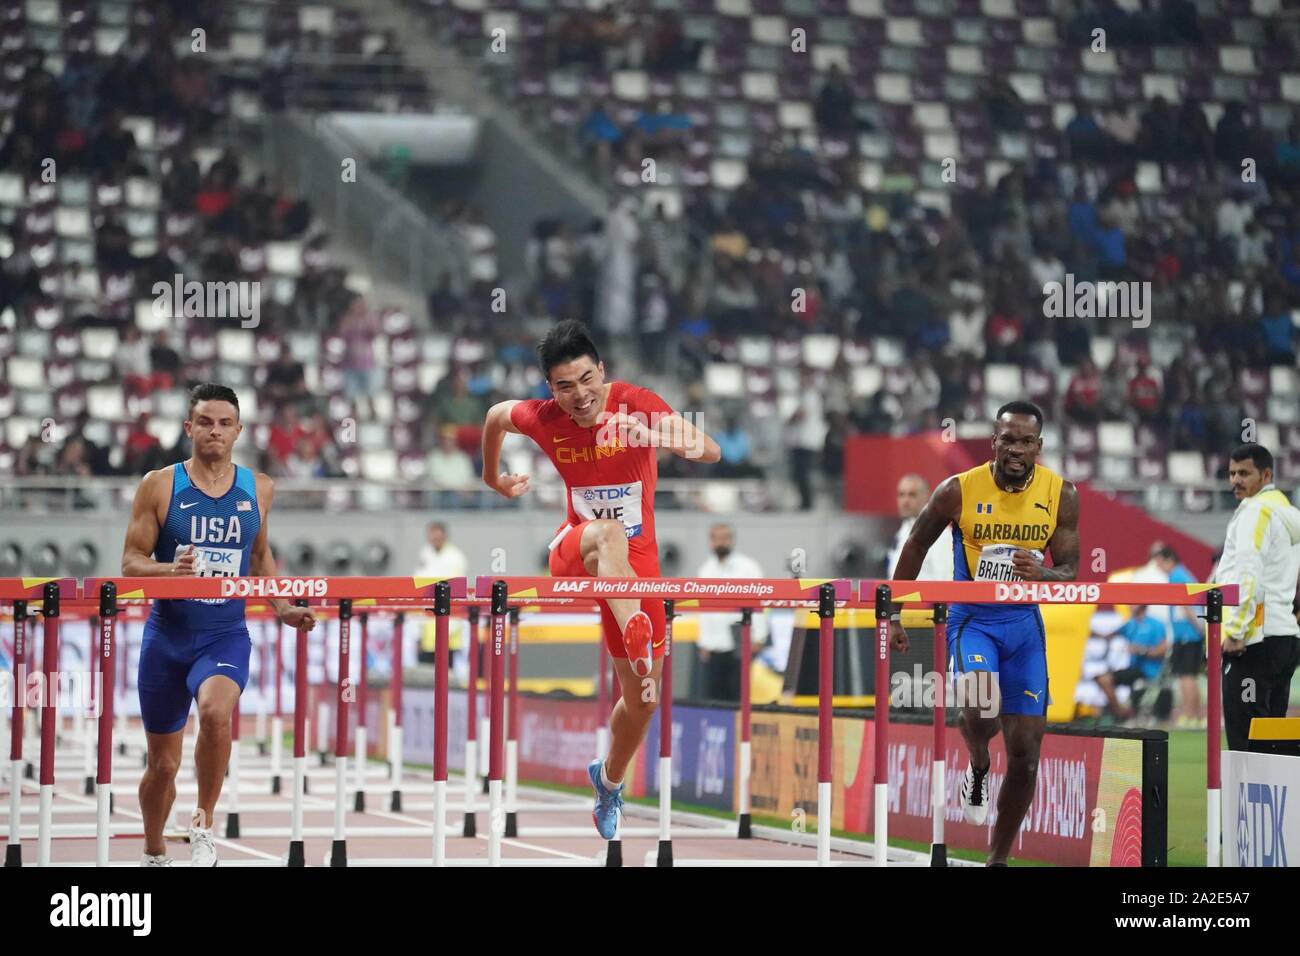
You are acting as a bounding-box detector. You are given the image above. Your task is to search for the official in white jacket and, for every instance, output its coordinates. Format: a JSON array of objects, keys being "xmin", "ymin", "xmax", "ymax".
[
  {"xmin": 886, "ymin": 474, "xmax": 953, "ymax": 580},
  {"xmin": 1216, "ymin": 444, "xmax": 1300, "ymax": 751},
  {"xmin": 695, "ymin": 524, "xmax": 766, "ymax": 702}
]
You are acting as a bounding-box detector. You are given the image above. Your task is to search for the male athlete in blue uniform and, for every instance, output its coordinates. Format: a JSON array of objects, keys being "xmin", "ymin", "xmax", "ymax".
[
  {"xmin": 121, "ymin": 384, "xmax": 316, "ymax": 865},
  {"xmin": 889, "ymin": 401, "xmax": 1081, "ymax": 866}
]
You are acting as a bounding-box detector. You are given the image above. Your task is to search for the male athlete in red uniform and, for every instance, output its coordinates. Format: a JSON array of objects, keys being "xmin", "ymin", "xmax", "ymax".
[{"xmin": 481, "ymin": 320, "xmax": 720, "ymax": 837}]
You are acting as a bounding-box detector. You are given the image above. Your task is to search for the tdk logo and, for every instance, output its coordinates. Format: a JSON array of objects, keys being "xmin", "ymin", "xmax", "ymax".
[
  {"xmin": 584, "ymin": 487, "xmax": 632, "ymax": 501},
  {"xmin": 1238, "ymin": 782, "xmax": 1288, "ymax": 867}
]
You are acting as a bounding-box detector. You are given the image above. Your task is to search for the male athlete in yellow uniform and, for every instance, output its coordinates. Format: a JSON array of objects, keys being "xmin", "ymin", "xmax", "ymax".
[{"xmin": 889, "ymin": 401, "xmax": 1080, "ymax": 866}]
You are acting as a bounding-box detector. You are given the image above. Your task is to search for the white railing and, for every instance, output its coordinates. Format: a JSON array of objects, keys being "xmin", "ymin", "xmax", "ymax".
[{"xmin": 0, "ymin": 476, "xmax": 773, "ymax": 513}]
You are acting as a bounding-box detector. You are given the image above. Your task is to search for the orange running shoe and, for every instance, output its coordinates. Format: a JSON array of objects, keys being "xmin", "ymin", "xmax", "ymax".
[{"xmin": 622, "ymin": 610, "xmax": 654, "ymax": 677}]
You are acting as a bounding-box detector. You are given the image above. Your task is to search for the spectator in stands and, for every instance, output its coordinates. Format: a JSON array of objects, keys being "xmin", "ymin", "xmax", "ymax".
[
  {"xmin": 337, "ymin": 295, "xmax": 380, "ymax": 413},
  {"xmin": 1094, "ymin": 605, "xmax": 1168, "ymax": 722},
  {"xmin": 1127, "ymin": 359, "xmax": 1163, "ymax": 424},
  {"xmin": 123, "ymin": 414, "xmax": 164, "ymax": 475},
  {"xmin": 1098, "ymin": 104, "xmax": 1140, "ymax": 160},
  {"xmin": 1258, "ymin": 290, "xmax": 1298, "ymax": 365},
  {"xmin": 95, "ymin": 214, "xmax": 134, "ymax": 274},
  {"xmin": 427, "ymin": 426, "xmax": 476, "ymax": 508},
  {"xmin": 15, "ymin": 434, "xmax": 54, "ymax": 476},
  {"xmin": 813, "ymin": 65, "xmax": 855, "ymax": 137},
  {"xmin": 433, "ymin": 369, "xmax": 484, "ymax": 428},
  {"xmin": 117, "ymin": 325, "xmax": 153, "ymax": 396},
  {"xmin": 264, "ymin": 351, "xmax": 308, "ymax": 405},
  {"xmin": 268, "ymin": 404, "xmax": 305, "ymax": 469},
  {"xmin": 645, "ymin": 12, "xmax": 699, "ymax": 73},
  {"xmin": 1065, "ymin": 102, "xmax": 1109, "ymax": 161},
  {"xmin": 1214, "ymin": 101, "xmax": 1251, "ymax": 166},
  {"xmin": 277, "ymin": 436, "xmax": 327, "ymax": 480},
  {"xmin": 708, "ymin": 258, "xmax": 759, "ymax": 337},
  {"xmin": 1064, "ymin": 357, "xmax": 1103, "ymax": 423},
  {"xmin": 54, "ymin": 435, "xmax": 93, "ymax": 478},
  {"xmin": 712, "ymin": 414, "xmax": 761, "ymax": 478},
  {"xmin": 784, "ymin": 372, "xmax": 825, "ymax": 511},
  {"xmin": 985, "ymin": 291, "xmax": 1027, "ymax": 363},
  {"xmin": 149, "ymin": 333, "xmax": 181, "ymax": 387},
  {"xmin": 88, "ymin": 106, "xmax": 141, "ymax": 179},
  {"xmin": 1239, "ymin": 220, "xmax": 1270, "ymax": 272},
  {"xmin": 1138, "ymin": 96, "xmax": 1179, "ymax": 162},
  {"xmin": 983, "ymin": 76, "xmax": 1024, "ymax": 132},
  {"xmin": 64, "ymin": 412, "xmax": 112, "ymax": 476}
]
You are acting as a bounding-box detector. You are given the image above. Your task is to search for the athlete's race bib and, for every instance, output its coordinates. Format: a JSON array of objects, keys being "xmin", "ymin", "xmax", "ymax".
[
  {"xmin": 973, "ymin": 544, "xmax": 1043, "ymax": 582},
  {"xmin": 190, "ymin": 545, "xmax": 241, "ymax": 603},
  {"xmin": 570, "ymin": 482, "xmax": 644, "ymax": 538}
]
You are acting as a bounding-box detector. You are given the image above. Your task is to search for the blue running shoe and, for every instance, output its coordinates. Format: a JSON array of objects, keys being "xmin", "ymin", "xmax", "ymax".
[{"xmin": 587, "ymin": 758, "xmax": 623, "ymax": 839}]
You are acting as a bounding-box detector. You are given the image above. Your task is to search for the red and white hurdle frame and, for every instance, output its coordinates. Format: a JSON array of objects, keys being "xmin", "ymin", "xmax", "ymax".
[
  {"xmin": 3, "ymin": 576, "xmax": 466, "ymax": 867},
  {"xmin": 471, "ymin": 576, "xmax": 854, "ymax": 866},
  {"xmin": 856, "ymin": 579, "xmax": 1239, "ymax": 868},
  {"xmin": 2, "ymin": 574, "xmax": 1238, "ymax": 868}
]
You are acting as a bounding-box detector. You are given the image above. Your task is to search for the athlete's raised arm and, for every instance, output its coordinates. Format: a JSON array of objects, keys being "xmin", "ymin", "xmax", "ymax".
[{"xmin": 481, "ymin": 400, "xmax": 531, "ymax": 499}]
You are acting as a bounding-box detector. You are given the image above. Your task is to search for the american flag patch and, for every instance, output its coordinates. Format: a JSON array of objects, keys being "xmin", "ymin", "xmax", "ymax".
[{"xmin": 237, "ymin": 501, "xmax": 252, "ymax": 511}]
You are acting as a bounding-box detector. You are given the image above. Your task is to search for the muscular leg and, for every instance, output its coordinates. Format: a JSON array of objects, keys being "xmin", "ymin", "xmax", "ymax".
[
  {"xmin": 604, "ymin": 655, "xmax": 663, "ymax": 784},
  {"xmin": 959, "ymin": 708, "xmax": 1000, "ymax": 774},
  {"xmin": 139, "ymin": 730, "xmax": 184, "ymax": 857},
  {"xmin": 192, "ymin": 675, "xmax": 240, "ymax": 829},
  {"xmin": 578, "ymin": 520, "xmax": 640, "ymax": 632},
  {"xmin": 988, "ymin": 714, "xmax": 1045, "ymax": 865}
]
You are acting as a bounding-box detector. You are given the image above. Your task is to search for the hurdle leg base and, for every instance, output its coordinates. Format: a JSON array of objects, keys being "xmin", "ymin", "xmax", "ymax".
[
  {"xmin": 318, "ymin": 752, "xmax": 329, "ymax": 767},
  {"xmin": 354, "ymin": 790, "xmax": 366, "ymax": 813},
  {"xmin": 23, "ymin": 762, "xmax": 33, "ymax": 779},
  {"xmin": 738, "ymin": 813, "xmax": 752, "ymax": 839},
  {"xmin": 389, "ymin": 790, "xmax": 402, "ymax": 812},
  {"xmin": 330, "ymin": 840, "xmax": 347, "ymax": 867},
  {"xmin": 4, "ymin": 844, "xmax": 21, "ymax": 867},
  {"xmin": 604, "ymin": 840, "xmax": 622, "ymax": 867},
  {"xmin": 303, "ymin": 776, "xmax": 310, "ymax": 795},
  {"xmin": 84, "ymin": 775, "xmax": 94, "ymax": 796},
  {"xmin": 462, "ymin": 812, "xmax": 476, "ymax": 838},
  {"xmin": 481, "ymin": 776, "xmax": 489, "ymax": 795},
  {"xmin": 505, "ymin": 811, "xmax": 518, "ymax": 838},
  {"xmin": 287, "ymin": 840, "xmax": 305, "ymax": 867},
  {"xmin": 271, "ymin": 775, "xmax": 281, "ymax": 796},
  {"xmin": 109, "ymin": 792, "xmax": 114, "ymax": 815},
  {"xmin": 226, "ymin": 812, "xmax": 241, "ymax": 839},
  {"xmin": 118, "ymin": 742, "xmax": 127, "ymax": 756},
  {"xmin": 258, "ymin": 742, "xmax": 267, "ymax": 757},
  {"xmin": 656, "ymin": 840, "xmax": 674, "ymax": 867},
  {"xmin": 930, "ymin": 844, "xmax": 948, "ymax": 867}
]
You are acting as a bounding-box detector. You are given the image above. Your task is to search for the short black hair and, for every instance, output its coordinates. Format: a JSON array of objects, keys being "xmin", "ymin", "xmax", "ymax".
[
  {"xmin": 994, "ymin": 400, "xmax": 1044, "ymax": 433},
  {"xmin": 1155, "ymin": 544, "xmax": 1179, "ymax": 562},
  {"xmin": 537, "ymin": 320, "xmax": 600, "ymax": 378},
  {"xmin": 188, "ymin": 383, "xmax": 240, "ymax": 419},
  {"xmin": 1230, "ymin": 443, "xmax": 1273, "ymax": 474}
]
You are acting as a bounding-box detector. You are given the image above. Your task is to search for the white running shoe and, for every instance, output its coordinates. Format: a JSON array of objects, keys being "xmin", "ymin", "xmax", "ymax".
[
  {"xmin": 140, "ymin": 853, "xmax": 173, "ymax": 866},
  {"xmin": 189, "ymin": 826, "xmax": 218, "ymax": 867},
  {"xmin": 960, "ymin": 764, "xmax": 991, "ymax": 825}
]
